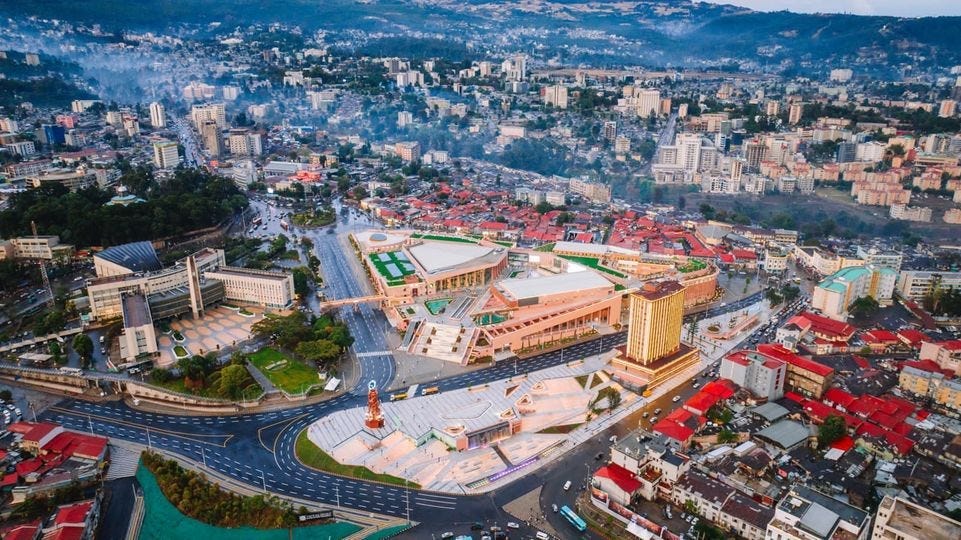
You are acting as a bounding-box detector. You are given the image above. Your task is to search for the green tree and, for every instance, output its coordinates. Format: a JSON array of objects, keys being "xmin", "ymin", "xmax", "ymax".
[
  {"xmin": 717, "ymin": 429, "xmax": 738, "ymax": 444},
  {"xmin": 818, "ymin": 415, "xmax": 847, "ymax": 448},
  {"xmin": 0, "ymin": 389, "xmax": 12, "ymax": 401},
  {"xmin": 849, "ymin": 296, "xmax": 880, "ymax": 317},
  {"xmin": 71, "ymin": 333, "xmax": 94, "ymax": 367},
  {"xmin": 295, "ymin": 339, "xmax": 342, "ymax": 367},
  {"xmin": 216, "ymin": 364, "xmax": 251, "ymax": 400}
]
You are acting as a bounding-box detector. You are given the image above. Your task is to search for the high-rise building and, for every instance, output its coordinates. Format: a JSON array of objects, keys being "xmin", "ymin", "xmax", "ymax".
[
  {"xmin": 744, "ymin": 139, "xmax": 766, "ymax": 171},
  {"xmin": 191, "ymin": 103, "xmax": 227, "ymax": 130},
  {"xmin": 200, "ymin": 120, "xmax": 223, "ymax": 158},
  {"xmin": 397, "ymin": 111, "xmax": 413, "ymax": 128},
  {"xmin": 153, "ymin": 140, "xmax": 180, "ymax": 169},
  {"xmin": 939, "ymin": 99, "xmax": 957, "ymax": 118},
  {"xmin": 603, "ymin": 121, "xmax": 618, "ymax": 141},
  {"xmin": 676, "ymin": 133, "xmax": 703, "ymax": 172},
  {"xmin": 24, "ymin": 53, "xmax": 40, "ymax": 66},
  {"xmin": 227, "ymin": 129, "xmax": 262, "ymax": 156},
  {"xmin": 636, "ymin": 89, "xmax": 660, "ymax": 118},
  {"xmin": 765, "ymin": 100, "xmax": 780, "ymax": 116},
  {"xmin": 149, "ymin": 102, "xmax": 165, "ymax": 129},
  {"xmin": 614, "ymin": 136, "xmax": 631, "ymax": 155},
  {"xmin": 836, "ymin": 141, "xmax": 856, "ymax": 163},
  {"xmin": 222, "ymin": 86, "xmax": 241, "ymax": 101},
  {"xmin": 612, "ymin": 281, "xmax": 700, "ymax": 389},
  {"xmin": 542, "ymin": 85, "xmax": 568, "ymax": 109},
  {"xmin": 788, "ymin": 102, "xmax": 804, "ymax": 125}
]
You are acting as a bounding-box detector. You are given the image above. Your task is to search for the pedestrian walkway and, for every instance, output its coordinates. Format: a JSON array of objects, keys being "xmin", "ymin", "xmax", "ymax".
[
  {"xmin": 245, "ymin": 362, "xmax": 280, "ymax": 395},
  {"xmin": 106, "ymin": 444, "xmax": 142, "ymax": 480}
]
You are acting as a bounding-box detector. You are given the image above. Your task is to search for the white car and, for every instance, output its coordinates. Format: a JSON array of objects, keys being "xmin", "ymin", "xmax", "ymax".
[
  {"xmin": 506, "ymin": 522, "xmax": 520, "ymax": 529},
  {"xmin": 672, "ymin": 396, "xmax": 681, "ymax": 402}
]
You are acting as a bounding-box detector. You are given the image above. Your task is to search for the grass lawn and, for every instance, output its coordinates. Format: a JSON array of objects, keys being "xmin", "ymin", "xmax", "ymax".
[
  {"xmin": 249, "ymin": 348, "xmax": 320, "ymax": 394},
  {"xmin": 574, "ymin": 375, "xmax": 589, "ymax": 388},
  {"xmin": 173, "ymin": 345, "xmax": 189, "ymax": 358},
  {"xmin": 368, "ymin": 251, "xmax": 417, "ymax": 287},
  {"xmin": 152, "ymin": 377, "xmax": 217, "ymax": 399},
  {"xmin": 172, "ymin": 331, "xmax": 184, "ymax": 341},
  {"xmin": 410, "ymin": 233, "xmax": 478, "ymax": 244},
  {"xmin": 295, "ymin": 430, "xmax": 418, "ymax": 488},
  {"xmin": 534, "ymin": 242, "xmax": 556, "ymax": 252},
  {"xmin": 537, "ymin": 423, "xmax": 583, "ymax": 434}
]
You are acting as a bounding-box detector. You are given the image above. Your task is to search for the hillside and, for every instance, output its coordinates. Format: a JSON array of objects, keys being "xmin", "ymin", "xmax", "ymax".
[{"xmin": 3, "ymin": 1, "xmax": 960, "ymax": 76}]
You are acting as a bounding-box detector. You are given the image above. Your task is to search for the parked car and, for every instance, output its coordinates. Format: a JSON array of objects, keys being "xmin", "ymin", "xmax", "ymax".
[{"xmin": 563, "ymin": 480, "xmax": 572, "ymax": 491}]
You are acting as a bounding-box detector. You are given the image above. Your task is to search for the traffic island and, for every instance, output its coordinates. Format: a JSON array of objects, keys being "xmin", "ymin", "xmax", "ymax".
[{"xmin": 294, "ymin": 430, "xmax": 415, "ymax": 488}]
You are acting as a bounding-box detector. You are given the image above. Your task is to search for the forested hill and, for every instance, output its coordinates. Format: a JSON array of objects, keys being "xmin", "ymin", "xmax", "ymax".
[{"xmin": 3, "ymin": 1, "xmax": 961, "ymax": 75}]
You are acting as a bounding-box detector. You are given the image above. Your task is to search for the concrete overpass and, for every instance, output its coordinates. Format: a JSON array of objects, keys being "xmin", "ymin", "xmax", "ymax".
[{"xmin": 317, "ymin": 295, "xmax": 386, "ymax": 310}]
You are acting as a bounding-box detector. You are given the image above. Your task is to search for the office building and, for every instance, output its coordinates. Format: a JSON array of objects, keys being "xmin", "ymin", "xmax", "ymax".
[
  {"xmin": 612, "ymin": 281, "xmax": 699, "ymax": 389},
  {"xmin": 603, "ymin": 121, "xmax": 617, "ymax": 140},
  {"xmin": 228, "ymin": 129, "xmax": 262, "ymax": 156},
  {"xmin": 203, "ymin": 267, "xmax": 296, "ymax": 310},
  {"xmin": 635, "ymin": 89, "xmax": 661, "ymax": 118},
  {"xmin": 542, "ymin": 85, "xmax": 568, "ymax": 109},
  {"xmin": 3, "ymin": 236, "xmax": 74, "ymax": 263},
  {"xmin": 152, "ymin": 140, "xmax": 181, "ymax": 169},
  {"xmin": 872, "ymin": 495, "xmax": 961, "ymax": 540},
  {"xmin": 200, "ymin": 120, "xmax": 223, "ymax": 158},
  {"xmin": 41, "ymin": 124, "xmax": 66, "ymax": 146},
  {"xmin": 190, "ymin": 103, "xmax": 227, "ymax": 129},
  {"xmin": 118, "ymin": 294, "xmax": 159, "ymax": 360},
  {"xmin": 149, "ymin": 102, "xmax": 165, "ymax": 128},
  {"xmin": 836, "ymin": 141, "xmax": 856, "ymax": 163},
  {"xmin": 568, "ymin": 178, "xmax": 612, "ymax": 203}
]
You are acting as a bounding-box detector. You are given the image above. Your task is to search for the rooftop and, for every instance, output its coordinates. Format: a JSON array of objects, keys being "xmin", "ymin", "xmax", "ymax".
[
  {"xmin": 496, "ymin": 270, "xmax": 612, "ymax": 301},
  {"xmin": 121, "ymin": 294, "xmax": 151, "ymax": 328},
  {"xmin": 408, "ymin": 241, "xmax": 498, "ymax": 274},
  {"xmin": 879, "ymin": 496, "xmax": 961, "ymax": 540},
  {"xmin": 94, "ymin": 241, "xmax": 162, "ymax": 274},
  {"xmin": 755, "ymin": 419, "xmax": 811, "ymax": 450}
]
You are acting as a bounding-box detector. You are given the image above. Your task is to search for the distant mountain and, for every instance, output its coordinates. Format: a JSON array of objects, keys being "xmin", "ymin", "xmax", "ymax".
[{"xmin": 4, "ymin": 1, "xmax": 960, "ymax": 76}]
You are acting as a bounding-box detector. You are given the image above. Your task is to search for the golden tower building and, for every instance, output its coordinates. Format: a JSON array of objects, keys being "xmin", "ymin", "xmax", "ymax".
[{"xmin": 614, "ymin": 281, "xmax": 699, "ymax": 389}]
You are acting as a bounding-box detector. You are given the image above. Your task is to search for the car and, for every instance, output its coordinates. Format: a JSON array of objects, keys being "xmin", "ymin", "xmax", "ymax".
[
  {"xmin": 654, "ymin": 408, "xmax": 662, "ymax": 415},
  {"xmin": 563, "ymin": 480, "xmax": 572, "ymax": 491},
  {"xmin": 506, "ymin": 522, "xmax": 519, "ymax": 529},
  {"xmin": 536, "ymin": 532, "xmax": 551, "ymax": 540},
  {"xmin": 672, "ymin": 396, "xmax": 681, "ymax": 402},
  {"xmin": 470, "ymin": 523, "xmax": 484, "ymax": 530},
  {"xmin": 642, "ymin": 411, "xmax": 649, "ymax": 418},
  {"xmin": 681, "ymin": 512, "xmax": 688, "ymax": 521},
  {"xmin": 552, "ymin": 504, "xmax": 558, "ymax": 513},
  {"xmin": 692, "ymin": 517, "xmax": 699, "ymax": 525},
  {"xmin": 595, "ymin": 452, "xmax": 605, "ymax": 460},
  {"xmin": 440, "ymin": 533, "xmax": 454, "ymax": 540},
  {"xmin": 692, "ymin": 383, "xmax": 700, "ymax": 389}
]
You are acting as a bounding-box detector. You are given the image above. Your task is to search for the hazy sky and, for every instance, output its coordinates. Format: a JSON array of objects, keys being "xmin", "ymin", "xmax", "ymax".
[{"xmin": 702, "ymin": 0, "xmax": 960, "ymax": 17}]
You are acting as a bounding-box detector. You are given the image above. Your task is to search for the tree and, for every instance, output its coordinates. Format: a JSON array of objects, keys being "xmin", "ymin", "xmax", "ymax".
[
  {"xmin": 849, "ymin": 296, "xmax": 880, "ymax": 318},
  {"xmin": 295, "ymin": 339, "xmax": 341, "ymax": 367},
  {"xmin": 0, "ymin": 390, "xmax": 12, "ymax": 401},
  {"xmin": 818, "ymin": 415, "xmax": 847, "ymax": 448},
  {"xmin": 717, "ymin": 429, "xmax": 738, "ymax": 444},
  {"xmin": 216, "ymin": 365, "xmax": 251, "ymax": 400},
  {"xmin": 72, "ymin": 334, "xmax": 94, "ymax": 366}
]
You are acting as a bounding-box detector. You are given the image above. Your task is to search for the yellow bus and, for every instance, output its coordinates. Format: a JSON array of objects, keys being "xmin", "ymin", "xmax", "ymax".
[
  {"xmin": 390, "ymin": 392, "xmax": 408, "ymax": 401},
  {"xmin": 421, "ymin": 386, "xmax": 440, "ymax": 396}
]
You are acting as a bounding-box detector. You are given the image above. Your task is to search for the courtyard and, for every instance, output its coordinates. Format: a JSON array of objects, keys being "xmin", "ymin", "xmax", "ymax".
[{"xmin": 156, "ymin": 305, "xmax": 266, "ymax": 367}]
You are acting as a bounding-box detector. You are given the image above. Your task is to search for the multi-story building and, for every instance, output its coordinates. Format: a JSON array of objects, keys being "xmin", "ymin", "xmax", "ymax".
[
  {"xmin": 898, "ymin": 365, "xmax": 944, "ymax": 398},
  {"xmin": 934, "ymin": 379, "xmax": 961, "ymax": 413},
  {"xmin": 27, "ymin": 167, "xmax": 97, "ymax": 192},
  {"xmin": 920, "ymin": 340, "xmax": 961, "ymax": 373},
  {"xmin": 763, "ymin": 247, "xmax": 789, "ymax": 273},
  {"xmin": 720, "ymin": 349, "xmax": 786, "ymax": 400},
  {"xmin": 830, "ymin": 68, "xmax": 853, "ymax": 82},
  {"xmin": 614, "ymin": 136, "xmax": 631, "ymax": 154},
  {"xmin": 767, "ymin": 485, "xmax": 871, "ymax": 540},
  {"xmin": 612, "ymin": 281, "xmax": 699, "ymax": 389},
  {"xmin": 720, "ymin": 493, "xmax": 775, "ymax": 540},
  {"xmin": 542, "ymin": 85, "xmax": 568, "ymax": 109},
  {"xmin": 203, "ymin": 267, "xmax": 296, "ymax": 309},
  {"xmin": 118, "ymin": 294, "xmax": 159, "ymax": 361},
  {"xmin": 872, "ymin": 495, "xmax": 961, "ymax": 540},
  {"xmin": 896, "ymin": 270, "xmax": 961, "ymax": 301},
  {"xmin": 608, "ymin": 430, "xmax": 690, "ymax": 502},
  {"xmin": 568, "ymin": 178, "xmax": 612, "ymax": 203},
  {"xmin": 190, "ymin": 102, "xmax": 226, "ymax": 129},
  {"xmin": 4, "ymin": 141, "xmax": 36, "ymax": 156},
  {"xmin": 227, "ymin": 129, "xmax": 262, "ymax": 156},
  {"xmin": 757, "ymin": 344, "xmax": 834, "ymax": 398},
  {"xmin": 938, "ymin": 99, "xmax": 957, "ymax": 119},
  {"xmin": 152, "ymin": 140, "xmax": 180, "ymax": 169},
  {"xmin": 812, "ymin": 265, "xmax": 897, "ymax": 321},
  {"xmin": 149, "ymin": 101, "xmax": 165, "ymax": 128},
  {"xmin": 855, "ymin": 247, "xmax": 902, "ymax": 271},
  {"xmin": 200, "ymin": 120, "xmax": 223, "ymax": 158},
  {"xmin": 2, "ymin": 236, "xmax": 74, "ymax": 263},
  {"xmin": 671, "ymin": 470, "xmax": 735, "ymax": 523},
  {"xmin": 788, "ymin": 103, "xmax": 804, "ymax": 125},
  {"xmin": 395, "ymin": 141, "xmax": 421, "ymax": 162},
  {"xmin": 635, "ymin": 89, "xmax": 661, "ymax": 118},
  {"xmin": 889, "ymin": 204, "xmax": 932, "ymax": 222}
]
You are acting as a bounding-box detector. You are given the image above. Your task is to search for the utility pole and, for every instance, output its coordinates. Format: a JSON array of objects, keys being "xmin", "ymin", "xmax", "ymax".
[{"xmin": 31, "ymin": 221, "xmax": 54, "ymax": 308}]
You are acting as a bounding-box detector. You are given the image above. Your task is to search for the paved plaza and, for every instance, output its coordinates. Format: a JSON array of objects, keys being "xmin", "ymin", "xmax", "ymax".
[
  {"xmin": 307, "ymin": 354, "xmax": 637, "ymax": 494},
  {"xmin": 156, "ymin": 306, "xmax": 267, "ymax": 367}
]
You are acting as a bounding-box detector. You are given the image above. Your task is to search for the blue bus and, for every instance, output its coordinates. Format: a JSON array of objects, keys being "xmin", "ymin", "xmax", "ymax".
[{"xmin": 559, "ymin": 505, "xmax": 587, "ymax": 532}]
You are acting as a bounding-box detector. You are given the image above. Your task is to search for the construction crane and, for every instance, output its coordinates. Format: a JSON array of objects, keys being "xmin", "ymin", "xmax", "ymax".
[{"xmin": 31, "ymin": 221, "xmax": 55, "ymax": 308}]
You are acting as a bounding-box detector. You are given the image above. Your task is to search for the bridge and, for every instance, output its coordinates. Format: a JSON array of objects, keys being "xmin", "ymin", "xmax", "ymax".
[
  {"xmin": 0, "ymin": 326, "xmax": 85, "ymax": 354},
  {"xmin": 317, "ymin": 294, "xmax": 386, "ymax": 309}
]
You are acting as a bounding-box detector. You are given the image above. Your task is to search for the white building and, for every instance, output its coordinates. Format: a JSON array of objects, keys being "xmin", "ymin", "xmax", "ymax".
[
  {"xmin": 767, "ymin": 486, "xmax": 870, "ymax": 540},
  {"xmin": 720, "ymin": 350, "xmax": 786, "ymax": 400},
  {"xmin": 153, "ymin": 140, "xmax": 180, "ymax": 169},
  {"xmin": 812, "ymin": 265, "xmax": 897, "ymax": 321},
  {"xmin": 190, "ymin": 103, "xmax": 227, "ymax": 130},
  {"xmin": 148, "ymin": 102, "xmax": 165, "ymax": 129},
  {"xmin": 896, "ymin": 270, "xmax": 961, "ymax": 301},
  {"xmin": 542, "ymin": 85, "xmax": 569, "ymax": 109}
]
